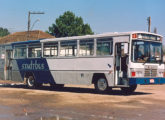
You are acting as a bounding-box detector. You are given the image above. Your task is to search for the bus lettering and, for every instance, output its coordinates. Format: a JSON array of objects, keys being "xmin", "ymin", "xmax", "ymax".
[{"xmin": 22, "ymin": 60, "xmax": 44, "ymax": 70}]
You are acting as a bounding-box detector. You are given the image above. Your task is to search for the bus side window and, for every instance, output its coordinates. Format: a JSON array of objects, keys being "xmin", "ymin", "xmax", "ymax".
[
  {"xmin": 28, "ymin": 44, "xmax": 41, "ymax": 58},
  {"xmin": 14, "ymin": 45, "xmax": 27, "ymax": 59},
  {"xmin": 97, "ymin": 38, "xmax": 113, "ymax": 56},
  {"xmin": 79, "ymin": 39, "xmax": 94, "ymax": 56},
  {"xmin": 60, "ymin": 41, "xmax": 77, "ymax": 57},
  {"xmin": 44, "ymin": 42, "xmax": 58, "ymax": 57}
]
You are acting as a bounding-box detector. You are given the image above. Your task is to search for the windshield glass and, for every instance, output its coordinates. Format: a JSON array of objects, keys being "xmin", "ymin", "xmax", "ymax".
[{"xmin": 132, "ymin": 40, "xmax": 162, "ymax": 63}]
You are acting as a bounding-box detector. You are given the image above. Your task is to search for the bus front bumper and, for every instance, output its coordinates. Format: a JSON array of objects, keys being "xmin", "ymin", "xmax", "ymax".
[{"xmin": 129, "ymin": 77, "xmax": 165, "ymax": 85}]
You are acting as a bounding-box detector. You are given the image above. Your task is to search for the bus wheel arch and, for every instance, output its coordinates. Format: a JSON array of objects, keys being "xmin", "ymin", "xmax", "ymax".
[
  {"xmin": 92, "ymin": 73, "xmax": 109, "ymax": 93},
  {"xmin": 24, "ymin": 72, "xmax": 33, "ymax": 83}
]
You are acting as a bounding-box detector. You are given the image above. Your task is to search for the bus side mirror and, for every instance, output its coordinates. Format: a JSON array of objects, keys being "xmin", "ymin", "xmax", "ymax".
[{"xmin": 123, "ymin": 43, "xmax": 128, "ymax": 54}]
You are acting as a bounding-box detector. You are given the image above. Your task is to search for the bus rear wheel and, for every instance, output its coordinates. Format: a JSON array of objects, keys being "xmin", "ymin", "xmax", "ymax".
[
  {"xmin": 121, "ymin": 85, "xmax": 137, "ymax": 94},
  {"xmin": 94, "ymin": 77, "xmax": 108, "ymax": 93},
  {"xmin": 26, "ymin": 76, "xmax": 35, "ymax": 88},
  {"xmin": 26, "ymin": 76, "xmax": 42, "ymax": 89}
]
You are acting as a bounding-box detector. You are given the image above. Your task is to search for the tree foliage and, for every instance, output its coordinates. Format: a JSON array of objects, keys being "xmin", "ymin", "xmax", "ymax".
[
  {"xmin": 0, "ymin": 27, "xmax": 10, "ymax": 37},
  {"xmin": 47, "ymin": 11, "xmax": 94, "ymax": 37}
]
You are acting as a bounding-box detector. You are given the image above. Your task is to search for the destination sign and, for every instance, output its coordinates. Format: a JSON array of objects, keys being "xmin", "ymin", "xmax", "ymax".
[{"xmin": 132, "ymin": 33, "xmax": 162, "ymax": 41}]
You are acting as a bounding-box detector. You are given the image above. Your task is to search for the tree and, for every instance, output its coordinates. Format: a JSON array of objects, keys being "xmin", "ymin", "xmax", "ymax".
[
  {"xmin": 0, "ymin": 27, "xmax": 10, "ymax": 37},
  {"xmin": 47, "ymin": 11, "xmax": 94, "ymax": 37}
]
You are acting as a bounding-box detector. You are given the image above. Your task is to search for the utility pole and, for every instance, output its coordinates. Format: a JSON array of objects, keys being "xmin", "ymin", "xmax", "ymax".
[
  {"xmin": 153, "ymin": 27, "xmax": 157, "ymax": 34},
  {"xmin": 27, "ymin": 11, "xmax": 44, "ymax": 40},
  {"xmin": 147, "ymin": 16, "xmax": 151, "ymax": 32}
]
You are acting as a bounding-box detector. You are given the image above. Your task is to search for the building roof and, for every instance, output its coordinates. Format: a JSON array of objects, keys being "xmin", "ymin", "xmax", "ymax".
[{"xmin": 0, "ymin": 30, "xmax": 55, "ymax": 44}]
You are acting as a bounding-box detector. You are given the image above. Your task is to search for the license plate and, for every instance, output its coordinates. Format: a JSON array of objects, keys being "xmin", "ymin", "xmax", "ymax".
[{"xmin": 150, "ymin": 79, "xmax": 155, "ymax": 83}]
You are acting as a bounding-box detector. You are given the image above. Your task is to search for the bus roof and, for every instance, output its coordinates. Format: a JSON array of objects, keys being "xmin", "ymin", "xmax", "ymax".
[{"xmin": 40, "ymin": 31, "xmax": 163, "ymax": 43}]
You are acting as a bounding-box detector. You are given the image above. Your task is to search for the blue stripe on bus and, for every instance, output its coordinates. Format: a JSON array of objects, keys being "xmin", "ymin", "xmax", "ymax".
[
  {"xmin": 129, "ymin": 78, "xmax": 165, "ymax": 85},
  {"xmin": 11, "ymin": 40, "xmax": 41, "ymax": 45},
  {"xmin": 16, "ymin": 58, "xmax": 55, "ymax": 84}
]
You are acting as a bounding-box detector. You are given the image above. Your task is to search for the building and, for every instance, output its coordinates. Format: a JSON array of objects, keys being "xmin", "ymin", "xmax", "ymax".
[{"xmin": 0, "ymin": 30, "xmax": 55, "ymax": 44}]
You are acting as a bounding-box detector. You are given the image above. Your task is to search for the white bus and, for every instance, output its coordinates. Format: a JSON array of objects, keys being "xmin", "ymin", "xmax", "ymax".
[{"xmin": 0, "ymin": 31, "xmax": 165, "ymax": 94}]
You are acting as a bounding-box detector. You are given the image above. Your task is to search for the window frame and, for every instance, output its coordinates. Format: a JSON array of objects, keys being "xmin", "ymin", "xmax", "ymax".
[
  {"xmin": 43, "ymin": 42, "xmax": 58, "ymax": 58},
  {"xmin": 96, "ymin": 37, "xmax": 113, "ymax": 56},
  {"xmin": 14, "ymin": 45, "xmax": 27, "ymax": 59},
  {"xmin": 60, "ymin": 40, "xmax": 77, "ymax": 57},
  {"xmin": 79, "ymin": 39, "xmax": 94, "ymax": 57},
  {"xmin": 28, "ymin": 43, "xmax": 42, "ymax": 58}
]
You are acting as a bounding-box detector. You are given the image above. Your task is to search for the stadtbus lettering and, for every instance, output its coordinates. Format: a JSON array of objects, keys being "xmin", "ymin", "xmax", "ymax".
[{"xmin": 22, "ymin": 61, "xmax": 44, "ymax": 70}]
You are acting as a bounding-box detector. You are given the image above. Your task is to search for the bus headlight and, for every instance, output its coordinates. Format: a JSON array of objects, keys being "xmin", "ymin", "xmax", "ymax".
[
  {"xmin": 136, "ymin": 71, "xmax": 143, "ymax": 77},
  {"xmin": 159, "ymin": 72, "xmax": 165, "ymax": 77},
  {"xmin": 158, "ymin": 70, "xmax": 165, "ymax": 77}
]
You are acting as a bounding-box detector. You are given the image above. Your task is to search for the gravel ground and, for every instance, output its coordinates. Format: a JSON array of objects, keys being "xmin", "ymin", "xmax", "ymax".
[{"xmin": 0, "ymin": 82, "xmax": 165, "ymax": 120}]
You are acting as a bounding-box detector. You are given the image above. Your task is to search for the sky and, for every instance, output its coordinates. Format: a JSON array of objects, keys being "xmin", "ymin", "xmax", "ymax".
[{"xmin": 0, "ymin": 0, "xmax": 165, "ymax": 41}]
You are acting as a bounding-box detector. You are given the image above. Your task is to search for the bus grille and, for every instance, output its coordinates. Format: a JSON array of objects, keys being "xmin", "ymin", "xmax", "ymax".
[{"xmin": 144, "ymin": 68, "xmax": 157, "ymax": 77}]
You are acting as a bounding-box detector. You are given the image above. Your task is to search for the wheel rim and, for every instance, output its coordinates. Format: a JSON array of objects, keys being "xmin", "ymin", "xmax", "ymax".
[
  {"xmin": 97, "ymin": 78, "xmax": 107, "ymax": 91},
  {"xmin": 28, "ymin": 77, "xmax": 34, "ymax": 87}
]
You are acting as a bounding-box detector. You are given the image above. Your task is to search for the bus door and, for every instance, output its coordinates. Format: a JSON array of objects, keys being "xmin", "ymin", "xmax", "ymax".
[
  {"xmin": 5, "ymin": 50, "xmax": 13, "ymax": 80},
  {"xmin": 115, "ymin": 43, "xmax": 128, "ymax": 85}
]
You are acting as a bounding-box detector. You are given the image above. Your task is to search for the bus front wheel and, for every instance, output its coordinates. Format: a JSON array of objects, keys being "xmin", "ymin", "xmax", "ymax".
[
  {"xmin": 121, "ymin": 85, "xmax": 137, "ymax": 94},
  {"xmin": 94, "ymin": 77, "xmax": 108, "ymax": 93}
]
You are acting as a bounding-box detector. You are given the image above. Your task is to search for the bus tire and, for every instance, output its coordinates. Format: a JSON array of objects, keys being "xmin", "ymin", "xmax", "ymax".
[
  {"xmin": 26, "ymin": 76, "xmax": 36, "ymax": 89},
  {"xmin": 121, "ymin": 85, "xmax": 137, "ymax": 94},
  {"xmin": 26, "ymin": 74, "xmax": 43, "ymax": 89},
  {"xmin": 94, "ymin": 77, "xmax": 108, "ymax": 93}
]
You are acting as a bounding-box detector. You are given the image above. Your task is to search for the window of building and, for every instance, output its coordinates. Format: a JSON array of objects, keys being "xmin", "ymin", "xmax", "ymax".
[
  {"xmin": 28, "ymin": 44, "xmax": 41, "ymax": 58},
  {"xmin": 44, "ymin": 42, "xmax": 58, "ymax": 57},
  {"xmin": 79, "ymin": 39, "xmax": 94, "ymax": 56},
  {"xmin": 14, "ymin": 45, "xmax": 27, "ymax": 58},
  {"xmin": 60, "ymin": 41, "xmax": 77, "ymax": 56},
  {"xmin": 97, "ymin": 38, "xmax": 113, "ymax": 55}
]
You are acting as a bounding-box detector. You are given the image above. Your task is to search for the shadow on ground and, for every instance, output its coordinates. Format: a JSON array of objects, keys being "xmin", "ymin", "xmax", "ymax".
[{"xmin": 0, "ymin": 84, "xmax": 152, "ymax": 96}]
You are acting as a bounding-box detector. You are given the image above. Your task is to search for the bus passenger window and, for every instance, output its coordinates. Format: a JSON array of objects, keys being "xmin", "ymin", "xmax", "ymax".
[
  {"xmin": 60, "ymin": 41, "xmax": 77, "ymax": 57},
  {"xmin": 97, "ymin": 38, "xmax": 113, "ymax": 56},
  {"xmin": 28, "ymin": 44, "xmax": 41, "ymax": 58},
  {"xmin": 79, "ymin": 39, "xmax": 94, "ymax": 56},
  {"xmin": 14, "ymin": 45, "xmax": 26, "ymax": 58},
  {"xmin": 44, "ymin": 42, "xmax": 58, "ymax": 57}
]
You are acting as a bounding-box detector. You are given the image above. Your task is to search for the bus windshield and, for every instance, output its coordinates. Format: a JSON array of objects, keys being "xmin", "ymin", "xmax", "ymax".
[{"xmin": 132, "ymin": 40, "xmax": 162, "ymax": 63}]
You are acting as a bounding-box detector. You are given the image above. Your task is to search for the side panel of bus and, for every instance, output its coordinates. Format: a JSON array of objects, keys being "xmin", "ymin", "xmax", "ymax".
[
  {"xmin": 46, "ymin": 57, "xmax": 114, "ymax": 86},
  {"xmin": 13, "ymin": 58, "xmax": 55, "ymax": 84},
  {"xmin": 11, "ymin": 59, "xmax": 24, "ymax": 82}
]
